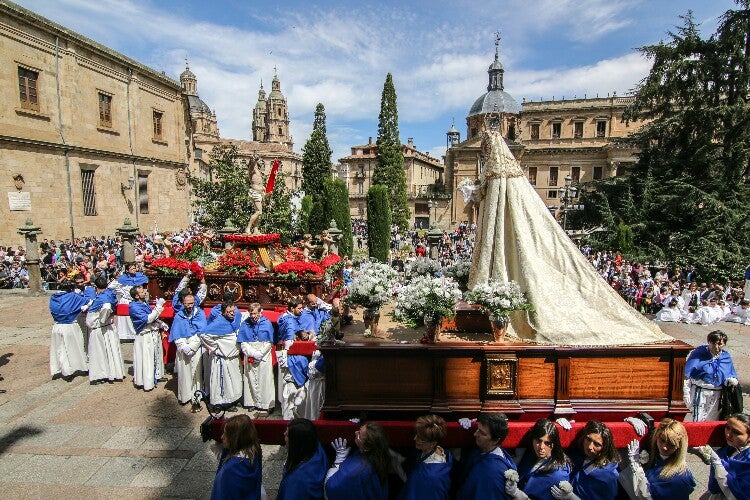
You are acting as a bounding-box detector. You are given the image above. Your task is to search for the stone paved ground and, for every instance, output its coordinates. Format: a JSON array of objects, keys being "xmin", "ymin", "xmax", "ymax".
[{"xmin": 0, "ymin": 291, "xmax": 747, "ymax": 499}]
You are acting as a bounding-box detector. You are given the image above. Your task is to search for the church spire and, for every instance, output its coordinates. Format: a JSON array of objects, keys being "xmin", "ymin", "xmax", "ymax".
[{"xmin": 487, "ymin": 31, "xmax": 505, "ymax": 92}]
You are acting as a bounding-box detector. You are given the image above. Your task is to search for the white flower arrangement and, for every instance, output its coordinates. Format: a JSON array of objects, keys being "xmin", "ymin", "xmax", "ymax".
[
  {"xmin": 346, "ymin": 261, "xmax": 399, "ymax": 309},
  {"xmin": 363, "ymin": 327, "xmax": 372, "ymax": 337},
  {"xmin": 557, "ymin": 481, "xmax": 573, "ymax": 493},
  {"xmin": 443, "ymin": 259, "xmax": 471, "ymax": 288},
  {"xmin": 638, "ymin": 450, "xmax": 649, "ymax": 465},
  {"xmin": 406, "ymin": 257, "xmax": 442, "ymax": 278},
  {"xmin": 504, "ymin": 469, "xmax": 519, "ymax": 482},
  {"xmin": 393, "ymin": 275, "xmax": 462, "ymax": 327},
  {"xmin": 465, "ymin": 279, "xmax": 534, "ymax": 319}
]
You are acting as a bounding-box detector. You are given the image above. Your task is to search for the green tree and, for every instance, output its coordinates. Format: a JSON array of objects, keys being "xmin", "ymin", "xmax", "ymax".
[
  {"xmin": 301, "ymin": 103, "xmax": 333, "ymax": 200},
  {"xmin": 298, "ymin": 195, "xmax": 313, "ymax": 236},
  {"xmin": 366, "ymin": 185, "xmax": 392, "ymax": 262},
  {"xmin": 190, "ymin": 144, "xmax": 252, "ymax": 231},
  {"xmin": 318, "ymin": 178, "xmax": 354, "ymax": 257},
  {"xmin": 575, "ymin": 5, "xmax": 750, "ymax": 280},
  {"xmin": 259, "ymin": 169, "xmax": 294, "ymax": 245},
  {"xmin": 373, "ymin": 73, "xmax": 409, "ymax": 231}
]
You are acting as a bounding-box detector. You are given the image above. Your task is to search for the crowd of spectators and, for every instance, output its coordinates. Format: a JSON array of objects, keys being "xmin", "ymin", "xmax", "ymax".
[{"xmin": 0, "ymin": 246, "xmax": 29, "ymax": 289}]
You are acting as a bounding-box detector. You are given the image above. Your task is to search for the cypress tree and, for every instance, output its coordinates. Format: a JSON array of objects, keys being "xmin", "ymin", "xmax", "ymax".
[
  {"xmin": 319, "ymin": 178, "xmax": 354, "ymax": 258},
  {"xmin": 259, "ymin": 169, "xmax": 294, "ymax": 245},
  {"xmin": 367, "ymin": 185, "xmax": 392, "ymax": 263},
  {"xmin": 301, "ymin": 103, "xmax": 333, "ymax": 200},
  {"xmin": 373, "ymin": 73, "xmax": 410, "ymax": 231}
]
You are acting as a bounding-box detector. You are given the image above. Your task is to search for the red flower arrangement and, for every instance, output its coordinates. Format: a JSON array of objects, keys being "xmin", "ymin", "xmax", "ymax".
[
  {"xmin": 273, "ymin": 261, "xmax": 324, "ymax": 278},
  {"xmin": 189, "ymin": 261, "xmax": 204, "ymax": 280},
  {"xmin": 217, "ymin": 248, "xmax": 259, "ymax": 275},
  {"xmin": 224, "ymin": 233, "xmax": 280, "ymax": 245},
  {"xmin": 320, "ymin": 253, "xmax": 342, "ymax": 268},
  {"xmin": 284, "ymin": 246, "xmax": 305, "ymax": 262},
  {"xmin": 150, "ymin": 258, "xmax": 190, "ymax": 275},
  {"xmin": 173, "ymin": 235, "xmax": 212, "ymax": 260}
]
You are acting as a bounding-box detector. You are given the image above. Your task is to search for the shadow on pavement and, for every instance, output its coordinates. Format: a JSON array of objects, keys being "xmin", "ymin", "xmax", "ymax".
[{"xmin": 0, "ymin": 425, "xmax": 43, "ymax": 455}]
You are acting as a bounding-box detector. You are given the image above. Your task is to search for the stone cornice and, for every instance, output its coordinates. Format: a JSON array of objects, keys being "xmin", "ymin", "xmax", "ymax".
[{"xmin": 0, "ymin": 134, "xmax": 188, "ymax": 168}]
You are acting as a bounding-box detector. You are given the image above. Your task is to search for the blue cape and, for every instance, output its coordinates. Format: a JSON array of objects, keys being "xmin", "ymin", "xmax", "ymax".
[
  {"xmin": 325, "ymin": 449, "xmax": 387, "ymax": 500},
  {"xmin": 278, "ymin": 312, "xmax": 302, "ymax": 342},
  {"xmin": 709, "ymin": 446, "xmax": 750, "ymax": 497},
  {"xmin": 645, "ymin": 455, "xmax": 696, "ymax": 500},
  {"xmin": 207, "ymin": 304, "xmax": 223, "ymax": 323},
  {"xmin": 169, "ymin": 306, "xmax": 207, "ymax": 342},
  {"xmin": 117, "ymin": 272, "xmax": 148, "ymax": 286},
  {"xmin": 299, "ymin": 308, "xmax": 330, "ymax": 334},
  {"xmin": 314, "ymin": 354, "xmax": 325, "ymax": 374},
  {"xmin": 287, "ymin": 354, "xmax": 309, "ymax": 387},
  {"xmin": 89, "ymin": 289, "xmax": 117, "ymax": 312},
  {"xmin": 517, "ymin": 452, "xmax": 571, "ymax": 500},
  {"xmin": 172, "ymin": 288, "xmax": 204, "ymax": 313},
  {"xmin": 49, "ymin": 292, "xmax": 89, "ymax": 324},
  {"xmin": 398, "ymin": 448, "xmax": 452, "ymax": 500},
  {"xmin": 82, "ymin": 286, "xmax": 97, "ymax": 300},
  {"xmin": 278, "ymin": 443, "xmax": 328, "ymax": 500},
  {"xmin": 685, "ymin": 345, "xmax": 738, "ymax": 386},
  {"xmin": 129, "ymin": 300, "xmax": 154, "ymax": 334},
  {"xmin": 569, "ymin": 455, "xmax": 619, "ymax": 500},
  {"xmin": 205, "ymin": 310, "xmax": 242, "ymax": 336},
  {"xmin": 237, "ymin": 315, "xmax": 275, "ymax": 343},
  {"xmin": 457, "ymin": 448, "xmax": 517, "ymax": 500},
  {"xmin": 211, "ymin": 451, "xmax": 262, "ymax": 500}
]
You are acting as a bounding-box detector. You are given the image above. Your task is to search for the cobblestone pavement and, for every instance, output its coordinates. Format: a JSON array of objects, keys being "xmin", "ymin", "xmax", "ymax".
[{"xmin": 0, "ymin": 291, "xmax": 747, "ymax": 499}]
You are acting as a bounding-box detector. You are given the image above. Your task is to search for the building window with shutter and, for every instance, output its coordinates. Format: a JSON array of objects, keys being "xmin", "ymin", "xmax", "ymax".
[
  {"xmin": 593, "ymin": 166, "xmax": 603, "ymax": 180},
  {"xmin": 549, "ymin": 166, "xmax": 558, "ymax": 186},
  {"xmin": 571, "ymin": 166, "xmax": 580, "ymax": 183},
  {"xmin": 530, "ymin": 123, "xmax": 539, "ymax": 140},
  {"xmin": 573, "ymin": 121, "xmax": 583, "ymax": 138},
  {"xmin": 80, "ymin": 169, "xmax": 97, "ymax": 216},
  {"xmin": 596, "ymin": 120, "xmax": 607, "ymax": 137},
  {"xmin": 551, "ymin": 122, "xmax": 561, "ymax": 139},
  {"xmin": 98, "ymin": 92, "xmax": 112, "ymax": 128},
  {"xmin": 527, "ymin": 166, "xmax": 537, "ymax": 186},
  {"xmin": 18, "ymin": 66, "xmax": 39, "ymax": 111},
  {"xmin": 152, "ymin": 110, "xmax": 163, "ymax": 140},
  {"xmin": 138, "ymin": 173, "xmax": 149, "ymax": 214}
]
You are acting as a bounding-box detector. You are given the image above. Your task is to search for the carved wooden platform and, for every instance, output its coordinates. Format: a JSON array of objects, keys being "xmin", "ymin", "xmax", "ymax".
[
  {"xmin": 145, "ymin": 271, "xmax": 324, "ymax": 309},
  {"xmin": 320, "ymin": 340, "xmax": 692, "ymax": 421}
]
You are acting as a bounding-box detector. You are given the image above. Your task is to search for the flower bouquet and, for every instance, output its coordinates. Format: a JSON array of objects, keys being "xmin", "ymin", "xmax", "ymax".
[
  {"xmin": 393, "ymin": 275, "xmax": 462, "ymax": 340},
  {"xmin": 273, "ymin": 261, "xmax": 325, "ymax": 279},
  {"xmin": 173, "ymin": 235, "xmax": 213, "ymax": 264},
  {"xmin": 443, "ymin": 259, "xmax": 471, "ymax": 290},
  {"xmin": 346, "ymin": 261, "xmax": 398, "ymax": 309},
  {"xmin": 465, "ymin": 279, "xmax": 534, "ymax": 341},
  {"xmin": 406, "ymin": 257, "xmax": 441, "ymax": 278},
  {"xmin": 150, "ymin": 257, "xmax": 190, "ymax": 275},
  {"xmin": 217, "ymin": 248, "xmax": 259, "ymax": 275},
  {"xmin": 224, "ymin": 233, "xmax": 280, "ymax": 245}
]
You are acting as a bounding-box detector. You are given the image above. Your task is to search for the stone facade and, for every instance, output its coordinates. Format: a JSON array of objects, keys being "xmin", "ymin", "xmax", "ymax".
[
  {"xmin": 445, "ymin": 42, "xmax": 647, "ymax": 226},
  {"xmin": 338, "ymin": 137, "xmax": 446, "ymax": 228},
  {"xmin": 0, "ymin": 0, "xmax": 191, "ymax": 244}
]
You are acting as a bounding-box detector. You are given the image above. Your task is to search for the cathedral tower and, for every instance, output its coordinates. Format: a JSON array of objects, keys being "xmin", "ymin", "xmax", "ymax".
[
  {"xmin": 265, "ymin": 71, "xmax": 292, "ymax": 147},
  {"xmin": 252, "ymin": 82, "xmax": 267, "ymax": 142}
]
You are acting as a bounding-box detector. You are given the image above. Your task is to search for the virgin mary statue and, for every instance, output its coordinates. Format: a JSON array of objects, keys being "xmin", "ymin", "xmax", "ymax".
[{"xmin": 468, "ymin": 129, "xmax": 672, "ymax": 346}]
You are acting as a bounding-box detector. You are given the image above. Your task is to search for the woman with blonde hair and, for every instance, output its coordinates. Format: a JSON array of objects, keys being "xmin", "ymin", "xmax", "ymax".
[
  {"xmin": 623, "ymin": 418, "xmax": 696, "ymax": 499},
  {"xmin": 210, "ymin": 414, "xmax": 263, "ymax": 500}
]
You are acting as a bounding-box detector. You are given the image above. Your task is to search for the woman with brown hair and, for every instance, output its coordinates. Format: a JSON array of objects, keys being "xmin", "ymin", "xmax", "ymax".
[
  {"xmin": 397, "ymin": 414, "xmax": 452, "ymax": 499},
  {"xmin": 325, "ymin": 421, "xmax": 390, "ymax": 500},
  {"xmin": 210, "ymin": 414, "xmax": 263, "ymax": 500},
  {"xmin": 623, "ymin": 418, "xmax": 696, "ymax": 499}
]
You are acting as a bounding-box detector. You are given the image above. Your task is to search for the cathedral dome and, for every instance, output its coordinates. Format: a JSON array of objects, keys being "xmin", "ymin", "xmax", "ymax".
[{"xmin": 468, "ymin": 90, "xmax": 519, "ymax": 117}]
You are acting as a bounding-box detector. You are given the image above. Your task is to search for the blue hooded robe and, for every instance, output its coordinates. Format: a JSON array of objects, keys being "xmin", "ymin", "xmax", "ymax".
[
  {"xmin": 89, "ymin": 289, "xmax": 118, "ymax": 313},
  {"xmin": 237, "ymin": 315, "xmax": 275, "ymax": 343},
  {"xmin": 299, "ymin": 307, "xmax": 330, "ymax": 334},
  {"xmin": 325, "ymin": 448, "xmax": 387, "ymax": 500},
  {"xmin": 708, "ymin": 446, "xmax": 750, "ymax": 497},
  {"xmin": 516, "ymin": 453, "xmax": 571, "ymax": 500},
  {"xmin": 277, "ymin": 443, "xmax": 328, "ymax": 499},
  {"xmin": 169, "ymin": 305, "xmax": 207, "ymax": 342},
  {"xmin": 685, "ymin": 344, "xmax": 738, "ymax": 386},
  {"xmin": 129, "ymin": 300, "xmax": 155, "ymax": 334},
  {"xmin": 205, "ymin": 310, "xmax": 242, "ymax": 336},
  {"xmin": 117, "ymin": 272, "xmax": 148, "ymax": 287},
  {"xmin": 49, "ymin": 292, "xmax": 90, "ymax": 324},
  {"xmin": 569, "ymin": 454, "xmax": 618, "ymax": 500},
  {"xmin": 644, "ymin": 454, "xmax": 696, "ymax": 500},
  {"xmin": 210, "ymin": 449, "xmax": 262, "ymax": 500},
  {"xmin": 398, "ymin": 448, "xmax": 452, "ymax": 500},
  {"xmin": 457, "ymin": 447, "xmax": 517, "ymax": 500}
]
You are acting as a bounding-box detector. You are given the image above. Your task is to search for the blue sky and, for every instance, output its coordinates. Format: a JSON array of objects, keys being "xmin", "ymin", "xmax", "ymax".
[{"xmin": 15, "ymin": 0, "xmax": 737, "ymax": 161}]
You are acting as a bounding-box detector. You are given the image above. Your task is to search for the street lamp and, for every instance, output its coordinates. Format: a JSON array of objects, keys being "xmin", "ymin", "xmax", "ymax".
[
  {"xmin": 427, "ymin": 199, "xmax": 440, "ymax": 227},
  {"xmin": 560, "ymin": 175, "xmax": 578, "ymax": 232}
]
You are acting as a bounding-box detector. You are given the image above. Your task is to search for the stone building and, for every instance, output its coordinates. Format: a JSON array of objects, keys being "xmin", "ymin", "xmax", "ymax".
[
  {"xmin": 186, "ymin": 67, "xmax": 302, "ymax": 192},
  {"xmin": 0, "ymin": 0, "xmax": 191, "ymax": 244},
  {"xmin": 338, "ymin": 137, "xmax": 446, "ymax": 228},
  {"xmin": 445, "ymin": 37, "xmax": 647, "ymax": 226}
]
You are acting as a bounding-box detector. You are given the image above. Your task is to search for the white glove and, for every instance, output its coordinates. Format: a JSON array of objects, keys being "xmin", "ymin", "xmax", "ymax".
[
  {"xmin": 505, "ymin": 478, "xmax": 519, "ymax": 497},
  {"xmin": 550, "ymin": 485, "xmax": 579, "ymax": 500},
  {"xmin": 627, "ymin": 439, "xmax": 641, "ymax": 464},
  {"xmin": 555, "ymin": 417, "xmax": 573, "ymax": 431},
  {"xmin": 698, "ymin": 445, "xmax": 722, "ymax": 466},
  {"xmin": 155, "ymin": 297, "xmax": 166, "ymax": 309},
  {"xmin": 179, "ymin": 345, "xmax": 193, "ymax": 356},
  {"xmin": 349, "ymin": 418, "xmax": 360, "ymax": 424},
  {"xmin": 331, "ymin": 437, "xmax": 350, "ymax": 465},
  {"xmin": 458, "ymin": 418, "xmax": 476, "ymax": 430},
  {"xmin": 726, "ymin": 377, "xmax": 738, "ymax": 386},
  {"xmin": 283, "ymin": 339, "xmax": 294, "ymax": 350},
  {"xmin": 625, "ymin": 417, "xmax": 647, "ymax": 436}
]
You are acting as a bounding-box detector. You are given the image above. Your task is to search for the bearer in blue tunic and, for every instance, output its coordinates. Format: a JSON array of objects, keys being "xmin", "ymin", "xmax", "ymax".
[
  {"xmin": 684, "ymin": 330, "xmax": 739, "ymax": 421},
  {"xmin": 457, "ymin": 413, "xmax": 517, "ymax": 500},
  {"xmin": 129, "ymin": 286, "xmax": 166, "ymax": 391},
  {"xmin": 49, "ymin": 287, "xmax": 91, "ymax": 378},
  {"xmin": 109, "ymin": 262, "xmax": 149, "ymax": 340},
  {"xmin": 238, "ymin": 303, "xmax": 276, "ymax": 412},
  {"xmin": 299, "ymin": 294, "xmax": 331, "ymax": 337},
  {"xmin": 170, "ymin": 283, "xmax": 207, "ymax": 404},
  {"xmin": 397, "ymin": 415, "xmax": 452, "ymax": 500},
  {"xmin": 210, "ymin": 414, "xmax": 263, "ymax": 500},
  {"xmin": 86, "ymin": 277, "xmax": 124, "ymax": 383},
  {"xmin": 201, "ymin": 302, "xmax": 243, "ymax": 406}
]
